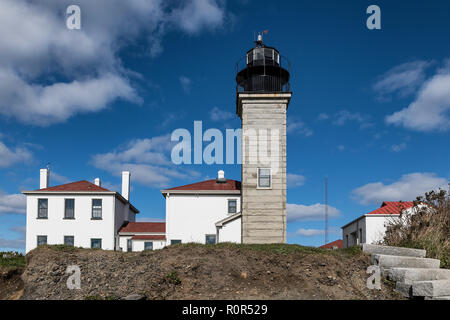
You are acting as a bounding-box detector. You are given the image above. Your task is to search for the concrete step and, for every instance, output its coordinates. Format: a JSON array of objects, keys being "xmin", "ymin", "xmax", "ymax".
[
  {"xmin": 361, "ymin": 244, "xmax": 426, "ymax": 258},
  {"xmin": 371, "ymin": 254, "xmax": 441, "ymax": 270},
  {"xmin": 395, "ymin": 282, "xmax": 413, "ymax": 298},
  {"xmin": 425, "ymin": 296, "xmax": 450, "ymax": 300},
  {"xmin": 412, "ymin": 280, "xmax": 450, "ymax": 298},
  {"xmin": 386, "ymin": 268, "xmax": 450, "ymax": 284}
]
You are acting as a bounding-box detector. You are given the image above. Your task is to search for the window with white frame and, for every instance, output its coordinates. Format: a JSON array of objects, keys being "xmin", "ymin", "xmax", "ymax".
[
  {"xmin": 144, "ymin": 242, "xmax": 153, "ymax": 251},
  {"xmin": 64, "ymin": 236, "xmax": 74, "ymax": 246},
  {"xmin": 92, "ymin": 199, "xmax": 102, "ymax": 219},
  {"xmin": 258, "ymin": 168, "xmax": 271, "ymax": 188},
  {"xmin": 127, "ymin": 239, "xmax": 132, "ymax": 252},
  {"xmin": 37, "ymin": 235, "xmax": 47, "ymax": 246},
  {"xmin": 205, "ymin": 234, "xmax": 216, "ymax": 245},
  {"xmin": 91, "ymin": 238, "xmax": 102, "ymax": 249},
  {"xmin": 38, "ymin": 199, "xmax": 48, "ymax": 219},
  {"xmin": 228, "ymin": 199, "xmax": 237, "ymax": 214},
  {"xmin": 64, "ymin": 199, "xmax": 75, "ymax": 219}
]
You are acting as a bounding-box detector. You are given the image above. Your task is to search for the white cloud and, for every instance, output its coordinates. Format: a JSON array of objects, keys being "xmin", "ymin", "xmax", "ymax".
[
  {"xmin": 374, "ymin": 60, "xmax": 432, "ymax": 98},
  {"xmin": 295, "ymin": 227, "xmax": 340, "ymax": 237},
  {"xmin": 0, "ymin": 0, "xmax": 229, "ymax": 126},
  {"xmin": 287, "ymin": 117, "xmax": 313, "ymax": 137},
  {"xmin": 287, "ymin": 173, "xmax": 306, "ymax": 188},
  {"xmin": 386, "ymin": 61, "xmax": 450, "ymax": 132},
  {"xmin": 210, "ymin": 106, "xmax": 233, "ymax": 122},
  {"xmin": 179, "ymin": 76, "xmax": 192, "ymax": 94},
  {"xmin": 332, "ymin": 110, "xmax": 371, "ymax": 128},
  {"xmin": 391, "ymin": 143, "xmax": 407, "ymax": 152},
  {"xmin": 287, "ymin": 203, "xmax": 340, "ymax": 222},
  {"xmin": 91, "ymin": 135, "xmax": 200, "ymax": 188},
  {"xmin": 0, "ymin": 141, "xmax": 33, "ymax": 168},
  {"xmin": 171, "ymin": 0, "xmax": 225, "ymax": 34},
  {"xmin": 0, "ymin": 191, "xmax": 26, "ymax": 215},
  {"xmin": 318, "ymin": 113, "xmax": 329, "ymax": 120},
  {"xmin": 351, "ymin": 172, "xmax": 449, "ymax": 205},
  {"xmin": 51, "ymin": 172, "xmax": 71, "ymax": 184},
  {"xmin": 0, "ymin": 238, "xmax": 25, "ymax": 249}
]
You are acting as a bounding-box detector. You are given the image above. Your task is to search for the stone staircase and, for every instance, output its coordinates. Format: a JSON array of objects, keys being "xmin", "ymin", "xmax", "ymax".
[{"xmin": 361, "ymin": 244, "xmax": 450, "ymax": 300}]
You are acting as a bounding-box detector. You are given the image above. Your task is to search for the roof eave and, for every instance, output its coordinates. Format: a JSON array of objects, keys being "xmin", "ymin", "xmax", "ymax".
[{"xmin": 161, "ymin": 190, "xmax": 241, "ymax": 195}]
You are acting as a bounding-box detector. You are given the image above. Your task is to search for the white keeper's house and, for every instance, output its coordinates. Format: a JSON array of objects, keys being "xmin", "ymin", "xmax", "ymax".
[
  {"xmin": 23, "ymin": 169, "xmax": 242, "ymax": 253},
  {"xmin": 341, "ymin": 201, "xmax": 416, "ymax": 248}
]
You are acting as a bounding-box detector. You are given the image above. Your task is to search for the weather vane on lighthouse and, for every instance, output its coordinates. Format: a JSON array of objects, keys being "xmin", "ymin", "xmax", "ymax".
[{"xmin": 255, "ymin": 30, "xmax": 269, "ymax": 47}]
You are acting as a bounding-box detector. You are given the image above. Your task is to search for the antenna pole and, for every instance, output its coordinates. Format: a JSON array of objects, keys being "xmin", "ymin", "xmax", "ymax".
[{"xmin": 325, "ymin": 176, "xmax": 329, "ymax": 245}]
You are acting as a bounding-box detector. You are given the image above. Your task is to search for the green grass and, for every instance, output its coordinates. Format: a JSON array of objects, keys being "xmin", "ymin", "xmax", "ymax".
[
  {"xmin": 166, "ymin": 271, "xmax": 181, "ymax": 285},
  {"xmin": 0, "ymin": 251, "xmax": 26, "ymax": 269}
]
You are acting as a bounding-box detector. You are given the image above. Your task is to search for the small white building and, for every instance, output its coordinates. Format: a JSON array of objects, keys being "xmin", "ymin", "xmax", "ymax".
[
  {"xmin": 118, "ymin": 222, "xmax": 166, "ymax": 252},
  {"xmin": 161, "ymin": 170, "xmax": 242, "ymax": 245},
  {"xmin": 341, "ymin": 201, "xmax": 415, "ymax": 248},
  {"xmin": 23, "ymin": 169, "xmax": 139, "ymax": 253}
]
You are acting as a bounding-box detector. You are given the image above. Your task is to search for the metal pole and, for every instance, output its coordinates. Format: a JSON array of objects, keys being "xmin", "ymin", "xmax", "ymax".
[{"xmin": 325, "ymin": 177, "xmax": 328, "ymax": 245}]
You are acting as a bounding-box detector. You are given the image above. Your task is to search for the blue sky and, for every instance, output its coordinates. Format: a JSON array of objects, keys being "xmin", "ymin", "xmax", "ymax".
[{"xmin": 1, "ymin": 0, "xmax": 449, "ymax": 251}]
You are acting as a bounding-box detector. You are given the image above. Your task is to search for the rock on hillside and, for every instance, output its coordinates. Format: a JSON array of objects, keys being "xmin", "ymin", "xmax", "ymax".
[{"xmin": 21, "ymin": 244, "xmax": 403, "ymax": 300}]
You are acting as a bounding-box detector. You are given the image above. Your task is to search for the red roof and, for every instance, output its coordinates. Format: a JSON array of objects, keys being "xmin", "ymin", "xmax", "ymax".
[
  {"xmin": 35, "ymin": 180, "xmax": 111, "ymax": 192},
  {"xmin": 320, "ymin": 240, "xmax": 343, "ymax": 249},
  {"xmin": 367, "ymin": 201, "xmax": 414, "ymax": 215},
  {"xmin": 165, "ymin": 179, "xmax": 241, "ymax": 191},
  {"xmin": 119, "ymin": 222, "xmax": 166, "ymax": 233},
  {"xmin": 131, "ymin": 235, "xmax": 166, "ymax": 241}
]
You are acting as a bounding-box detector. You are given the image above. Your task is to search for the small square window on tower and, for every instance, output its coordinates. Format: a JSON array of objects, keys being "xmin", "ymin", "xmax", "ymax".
[{"xmin": 257, "ymin": 168, "xmax": 272, "ymax": 188}]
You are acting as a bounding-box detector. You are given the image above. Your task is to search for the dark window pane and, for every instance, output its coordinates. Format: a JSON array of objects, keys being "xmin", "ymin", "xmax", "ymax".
[
  {"xmin": 37, "ymin": 235, "xmax": 47, "ymax": 246},
  {"xmin": 38, "ymin": 199, "xmax": 48, "ymax": 218},
  {"xmin": 92, "ymin": 199, "xmax": 102, "ymax": 219},
  {"xmin": 127, "ymin": 239, "xmax": 132, "ymax": 252},
  {"xmin": 205, "ymin": 235, "xmax": 216, "ymax": 244},
  {"xmin": 171, "ymin": 240, "xmax": 181, "ymax": 245},
  {"xmin": 64, "ymin": 236, "xmax": 74, "ymax": 246},
  {"xmin": 228, "ymin": 200, "xmax": 237, "ymax": 214},
  {"xmin": 65, "ymin": 199, "xmax": 75, "ymax": 219},
  {"xmin": 91, "ymin": 239, "xmax": 102, "ymax": 249},
  {"xmin": 144, "ymin": 242, "xmax": 153, "ymax": 251},
  {"xmin": 258, "ymin": 168, "xmax": 271, "ymax": 188}
]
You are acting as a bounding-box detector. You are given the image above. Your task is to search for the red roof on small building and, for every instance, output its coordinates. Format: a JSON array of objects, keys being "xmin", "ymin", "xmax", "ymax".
[
  {"xmin": 35, "ymin": 180, "xmax": 111, "ymax": 192},
  {"xmin": 366, "ymin": 201, "xmax": 414, "ymax": 215},
  {"xmin": 131, "ymin": 235, "xmax": 166, "ymax": 241},
  {"xmin": 164, "ymin": 179, "xmax": 241, "ymax": 191},
  {"xmin": 320, "ymin": 239, "xmax": 343, "ymax": 249},
  {"xmin": 119, "ymin": 222, "xmax": 166, "ymax": 233}
]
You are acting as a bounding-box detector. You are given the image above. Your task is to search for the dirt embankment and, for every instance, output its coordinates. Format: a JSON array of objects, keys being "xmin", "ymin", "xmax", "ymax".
[
  {"xmin": 0, "ymin": 267, "xmax": 24, "ymax": 300},
  {"xmin": 17, "ymin": 244, "xmax": 402, "ymax": 300}
]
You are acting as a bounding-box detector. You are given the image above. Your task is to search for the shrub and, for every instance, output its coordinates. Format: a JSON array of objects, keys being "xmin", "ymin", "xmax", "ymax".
[{"xmin": 383, "ymin": 188, "xmax": 450, "ymax": 269}]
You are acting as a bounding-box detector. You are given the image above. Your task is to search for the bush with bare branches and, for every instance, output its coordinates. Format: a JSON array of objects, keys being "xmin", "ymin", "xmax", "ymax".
[{"xmin": 383, "ymin": 188, "xmax": 450, "ymax": 269}]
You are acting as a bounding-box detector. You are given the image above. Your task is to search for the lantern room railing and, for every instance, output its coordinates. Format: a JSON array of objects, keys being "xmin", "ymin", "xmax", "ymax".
[{"xmin": 236, "ymin": 48, "xmax": 291, "ymax": 93}]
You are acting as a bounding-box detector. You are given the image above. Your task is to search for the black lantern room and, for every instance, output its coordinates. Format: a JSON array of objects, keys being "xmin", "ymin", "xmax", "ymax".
[{"xmin": 236, "ymin": 34, "xmax": 290, "ymax": 93}]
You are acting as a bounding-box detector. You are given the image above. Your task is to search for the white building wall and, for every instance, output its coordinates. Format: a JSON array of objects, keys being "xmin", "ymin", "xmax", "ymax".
[
  {"xmin": 218, "ymin": 217, "xmax": 241, "ymax": 243},
  {"xmin": 25, "ymin": 194, "xmax": 116, "ymax": 253},
  {"xmin": 342, "ymin": 215, "xmax": 402, "ymax": 248},
  {"xmin": 365, "ymin": 215, "xmax": 398, "ymax": 245},
  {"xmin": 342, "ymin": 217, "xmax": 366, "ymax": 248},
  {"xmin": 166, "ymin": 194, "xmax": 241, "ymax": 244},
  {"xmin": 118, "ymin": 236, "xmax": 165, "ymax": 251},
  {"xmin": 131, "ymin": 240, "xmax": 166, "ymax": 251}
]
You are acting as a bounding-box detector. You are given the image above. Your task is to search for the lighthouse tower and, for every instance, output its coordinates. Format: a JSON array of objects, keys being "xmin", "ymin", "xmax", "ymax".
[{"xmin": 236, "ymin": 33, "xmax": 292, "ymax": 244}]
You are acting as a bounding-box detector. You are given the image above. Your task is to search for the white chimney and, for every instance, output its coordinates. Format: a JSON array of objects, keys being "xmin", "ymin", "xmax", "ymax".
[
  {"xmin": 121, "ymin": 171, "xmax": 130, "ymax": 201},
  {"xmin": 94, "ymin": 178, "xmax": 101, "ymax": 187},
  {"xmin": 216, "ymin": 170, "xmax": 226, "ymax": 183},
  {"xmin": 40, "ymin": 168, "xmax": 50, "ymax": 189}
]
